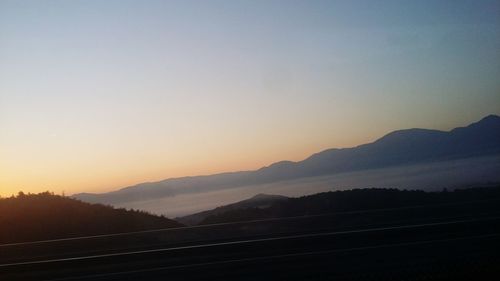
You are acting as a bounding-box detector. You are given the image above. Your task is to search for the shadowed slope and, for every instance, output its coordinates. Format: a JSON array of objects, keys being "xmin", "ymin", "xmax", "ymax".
[
  {"xmin": 0, "ymin": 192, "xmax": 182, "ymax": 244},
  {"xmin": 198, "ymin": 186, "xmax": 500, "ymax": 225},
  {"xmin": 176, "ymin": 193, "xmax": 288, "ymax": 225}
]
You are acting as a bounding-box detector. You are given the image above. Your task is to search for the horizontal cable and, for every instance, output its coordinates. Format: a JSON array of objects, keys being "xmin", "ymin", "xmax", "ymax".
[
  {"xmin": 40, "ymin": 232, "xmax": 500, "ymax": 281},
  {"xmin": 1, "ymin": 198, "xmax": 498, "ymax": 248},
  {"xmin": 1, "ymin": 215, "xmax": 499, "ymax": 268}
]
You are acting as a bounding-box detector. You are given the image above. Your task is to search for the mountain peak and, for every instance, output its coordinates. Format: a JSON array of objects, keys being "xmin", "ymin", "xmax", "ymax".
[
  {"xmin": 480, "ymin": 114, "xmax": 500, "ymax": 121},
  {"xmin": 250, "ymin": 193, "xmax": 288, "ymax": 201},
  {"xmin": 259, "ymin": 161, "xmax": 295, "ymax": 170},
  {"xmin": 375, "ymin": 128, "xmax": 445, "ymax": 145},
  {"xmin": 452, "ymin": 114, "xmax": 500, "ymax": 134},
  {"xmin": 475, "ymin": 114, "xmax": 500, "ymax": 126}
]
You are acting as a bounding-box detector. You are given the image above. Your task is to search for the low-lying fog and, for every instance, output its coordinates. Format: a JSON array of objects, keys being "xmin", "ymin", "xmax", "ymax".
[{"xmin": 115, "ymin": 155, "xmax": 500, "ymax": 218}]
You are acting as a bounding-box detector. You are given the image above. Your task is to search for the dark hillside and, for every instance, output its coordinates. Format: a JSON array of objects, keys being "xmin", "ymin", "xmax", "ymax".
[
  {"xmin": 0, "ymin": 192, "xmax": 182, "ymax": 244},
  {"xmin": 177, "ymin": 193, "xmax": 288, "ymax": 225},
  {"xmin": 199, "ymin": 186, "xmax": 500, "ymax": 224}
]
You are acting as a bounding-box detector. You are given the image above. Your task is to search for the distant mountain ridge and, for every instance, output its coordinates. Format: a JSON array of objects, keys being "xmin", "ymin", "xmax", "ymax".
[{"xmin": 74, "ymin": 115, "xmax": 500, "ymax": 205}]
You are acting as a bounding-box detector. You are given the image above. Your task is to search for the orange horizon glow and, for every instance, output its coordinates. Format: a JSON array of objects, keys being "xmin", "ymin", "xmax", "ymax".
[
  {"xmin": 0, "ymin": 135, "xmax": 374, "ymax": 197},
  {"xmin": 0, "ymin": 120, "xmax": 483, "ymax": 197}
]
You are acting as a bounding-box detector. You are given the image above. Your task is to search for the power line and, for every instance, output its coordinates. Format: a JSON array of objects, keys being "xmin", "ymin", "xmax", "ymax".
[
  {"xmin": 39, "ymin": 232, "xmax": 500, "ymax": 281},
  {"xmin": 1, "ymin": 198, "xmax": 497, "ymax": 248},
  {"xmin": 2, "ymin": 216, "xmax": 499, "ymax": 268}
]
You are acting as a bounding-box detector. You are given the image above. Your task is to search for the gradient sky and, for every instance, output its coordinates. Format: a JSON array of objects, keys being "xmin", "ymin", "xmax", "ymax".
[{"xmin": 1, "ymin": 0, "xmax": 499, "ymax": 196}]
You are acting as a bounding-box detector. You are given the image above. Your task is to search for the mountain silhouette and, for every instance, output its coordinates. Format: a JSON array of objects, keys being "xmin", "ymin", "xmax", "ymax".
[{"xmin": 74, "ymin": 115, "xmax": 500, "ymax": 205}]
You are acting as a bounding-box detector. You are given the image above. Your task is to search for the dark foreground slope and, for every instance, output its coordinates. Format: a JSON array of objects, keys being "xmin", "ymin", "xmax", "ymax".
[
  {"xmin": 74, "ymin": 115, "xmax": 500, "ymax": 205},
  {"xmin": 177, "ymin": 193, "xmax": 288, "ymax": 225},
  {"xmin": 2, "ymin": 186, "xmax": 500, "ymax": 281},
  {"xmin": 198, "ymin": 186, "xmax": 500, "ymax": 224},
  {"xmin": 0, "ymin": 192, "xmax": 182, "ymax": 244}
]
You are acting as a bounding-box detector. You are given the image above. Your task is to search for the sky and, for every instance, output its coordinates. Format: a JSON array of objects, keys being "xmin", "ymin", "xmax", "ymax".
[{"xmin": 1, "ymin": 0, "xmax": 499, "ymax": 197}]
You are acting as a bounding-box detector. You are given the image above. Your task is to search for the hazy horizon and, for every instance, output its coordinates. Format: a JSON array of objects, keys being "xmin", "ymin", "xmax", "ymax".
[{"xmin": 1, "ymin": 0, "xmax": 500, "ymax": 197}]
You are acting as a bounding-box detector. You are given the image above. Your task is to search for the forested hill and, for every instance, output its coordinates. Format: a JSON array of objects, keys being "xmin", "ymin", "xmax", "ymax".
[
  {"xmin": 0, "ymin": 192, "xmax": 182, "ymax": 244},
  {"xmin": 198, "ymin": 186, "xmax": 500, "ymax": 225}
]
